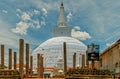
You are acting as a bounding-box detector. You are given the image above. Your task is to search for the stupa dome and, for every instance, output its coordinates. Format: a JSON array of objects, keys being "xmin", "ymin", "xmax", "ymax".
[
  {"xmin": 32, "ymin": 36, "xmax": 87, "ymax": 67},
  {"xmin": 32, "ymin": 3, "xmax": 87, "ymax": 68}
]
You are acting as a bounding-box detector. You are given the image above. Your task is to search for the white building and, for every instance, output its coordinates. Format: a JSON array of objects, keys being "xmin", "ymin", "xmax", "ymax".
[{"xmin": 32, "ymin": 3, "xmax": 87, "ymax": 68}]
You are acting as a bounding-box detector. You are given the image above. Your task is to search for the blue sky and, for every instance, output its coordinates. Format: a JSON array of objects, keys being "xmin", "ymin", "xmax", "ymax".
[{"xmin": 0, "ymin": 0, "xmax": 120, "ymax": 57}]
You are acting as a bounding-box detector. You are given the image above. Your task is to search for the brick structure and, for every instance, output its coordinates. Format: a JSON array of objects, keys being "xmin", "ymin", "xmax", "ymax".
[
  {"xmin": 63, "ymin": 42, "xmax": 67, "ymax": 77},
  {"xmin": 26, "ymin": 43, "xmax": 29, "ymax": 78},
  {"xmin": 99, "ymin": 39, "xmax": 120, "ymax": 78},
  {"xmin": 1, "ymin": 45, "xmax": 4, "ymax": 69},
  {"xmin": 9, "ymin": 48, "xmax": 12, "ymax": 69},
  {"xmin": 19, "ymin": 39, "xmax": 24, "ymax": 79}
]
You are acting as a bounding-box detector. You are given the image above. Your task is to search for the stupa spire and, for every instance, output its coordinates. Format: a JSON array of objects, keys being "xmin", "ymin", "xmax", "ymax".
[
  {"xmin": 58, "ymin": 2, "xmax": 66, "ymax": 27},
  {"xmin": 53, "ymin": 2, "xmax": 72, "ymax": 37}
]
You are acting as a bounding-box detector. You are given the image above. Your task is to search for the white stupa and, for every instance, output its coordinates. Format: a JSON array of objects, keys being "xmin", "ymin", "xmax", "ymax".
[{"xmin": 32, "ymin": 3, "xmax": 87, "ymax": 68}]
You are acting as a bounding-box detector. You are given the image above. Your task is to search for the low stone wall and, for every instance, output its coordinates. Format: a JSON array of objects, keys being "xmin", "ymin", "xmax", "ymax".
[
  {"xmin": 0, "ymin": 75, "xmax": 20, "ymax": 79},
  {"xmin": 66, "ymin": 69, "xmax": 113, "ymax": 79},
  {"xmin": 66, "ymin": 75, "xmax": 112, "ymax": 79},
  {"xmin": 0, "ymin": 69, "xmax": 21, "ymax": 79}
]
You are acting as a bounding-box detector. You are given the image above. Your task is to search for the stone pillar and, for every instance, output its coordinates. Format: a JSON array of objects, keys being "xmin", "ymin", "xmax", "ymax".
[
  {"xmin": 1, "ymin": 45, "xmax": 4, "ymax": 69},
  {"xmin": 82, "ymin": 54, "xmax": 85, "ymax": 68},
  {"xmin": 86, "ymin": 51, "xmax": 89, "ymax": 68},
  {"xmin": 42, "ymin": 56, "xmax": 44, "ymax": 78},
  {"xmin": 19, "ymin": 39, "xmax": 24, "ymax": 79},
  {"xmin": 26, "ymin": 44, "xmax": 29, "ymax": 78},
  {"xmin": 30, "ymin": 56, "xmax": 33, "ymax": 77},
  {"xmin": 91, "ymin": 60, "xmax": 94, "ymax": 69},
  {"xmin": 14, "ymin": 52, "xmax": 17, "ymax": 70},
  {"xmin": 37, "ymin": 54, "xmax": 40, "ymax": 77},
  {"xmin": 40, "ymin": 54, "xmax": 43, "ymax": 78},
  {"xmin": 79, "ymin": 54, "xmax": 81, "ymax": 68},
  {"xmin": 9, "ymin": 48, "xmax": 12, "ymax": 69},
  {"xmin": 63, "ymin": 42, "xmax": 67, "ymax": 76},
  {"xmin": 73, "ymin": 53, "xmax": 76, "ymax": 69}
]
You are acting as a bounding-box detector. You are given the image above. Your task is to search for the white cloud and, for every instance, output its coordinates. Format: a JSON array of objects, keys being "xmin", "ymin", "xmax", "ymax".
[
  {"xmin": 12, "ymin": 9, "xmax": 46, "ymax": 35},
  {"xmin": 21, "ymin": 12, "xmax": 31, "ymax": 21},
  {"xmin": 12, "ymin": 21, "xmax": 30, "ymax": 35},
  {"xmin": 16, "ymin": 9, "xmax": 22, "ymax": 13},
  {"xmin": 42, "ymin": 8, "xmax": 47, "ymax": 16},
  {"xmin": 2, "ymin": 10, "xmax": 8, "ymax": 14},
  {"xmin": 41, "ymin": 20, "xmax": 46, "ymax": 26},
  {"xmin": 71, "ymin": 26, "xmax": 91, "ymax": 40},
  {"xmin": 33, "ymin": 20, "xmax": 41, "ymax": 28},
  {"xmin": 73, "ymin": 26, "xmax": 80, "ymax": 31},
  {"xmin": 34, "ymin": 9, "xmax": 40, "ymax": 14},
  {"xmin": 67, "ymin": 12, "xmax": 72, "ymax": 22},
  {"xmin": 16, "ymin": 9, "xmax": 31, "ymax": 21}
]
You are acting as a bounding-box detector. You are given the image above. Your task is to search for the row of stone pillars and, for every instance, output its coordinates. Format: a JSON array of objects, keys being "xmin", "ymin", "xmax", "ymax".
[
  {"xmin": 63, "ymin": 42, "xmax": 88, "ymax": 77},
  {"xmin": 72, "ymin": 50, "xmax": 95, "ymax": 70},
  {"xmin": 72, "ymin": 53, "xmax": 86, "ymax": 69},
  {"xmin": 0, "ymin": 39, "xmax": 44, "ymax": 79},
  {"xmin": 0, "ymin": 45, "xmax": 15, "ymax": 70},
  {"xmin": 1, "ymin": 45, "xmax": 19, "ymax": 70},
  {"xmin": 1, "ymin": 40, "xmax": 88, "ymax": 78}
]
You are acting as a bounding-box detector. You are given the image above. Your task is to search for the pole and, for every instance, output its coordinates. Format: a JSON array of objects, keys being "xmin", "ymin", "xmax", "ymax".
[
  {"xmin": 86, "ymin": 51, "xmax": 89, "ymax": 68},
  {"xmin": 1, "ymin": 45, "xmax": 4, "ymax": 69},
  {"xmin": 14, "ymin": 52, "xmax": 17, "ymax": 70},
  {"xmin": 79, "ymin": 54, "xmax": 80, "ymax": 68},
  {"xmin": 82, "ymin": 54, "xmax": 85, "ymax": 69},
  {"xmin": 26, "ymin": 43, "xmax": 29, "ymax": 78},
  {"xmin": 19, "ymin": 39, "xmax": 24, "ymax": 79},
  {"xmin": 9, "ymin": 48, "xmax": 12, "ymax": 69},
  {"xmin": 63, "ymin": 42, "xmax": 67, "ymax": 77},
  {"xmin": 37, "ymin": 54, "xmax": 40, "ymax": 78},
  {"xmin": 73, "ymin": 53, "xmax": 76, "ymax": 69},
  {"xmin": 30, "ymin": 56, "xmax": 33, "ymax": 77},
  {"xmin": 40, "ymin": 54, "xmax": 43, "ymax": 78}
]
